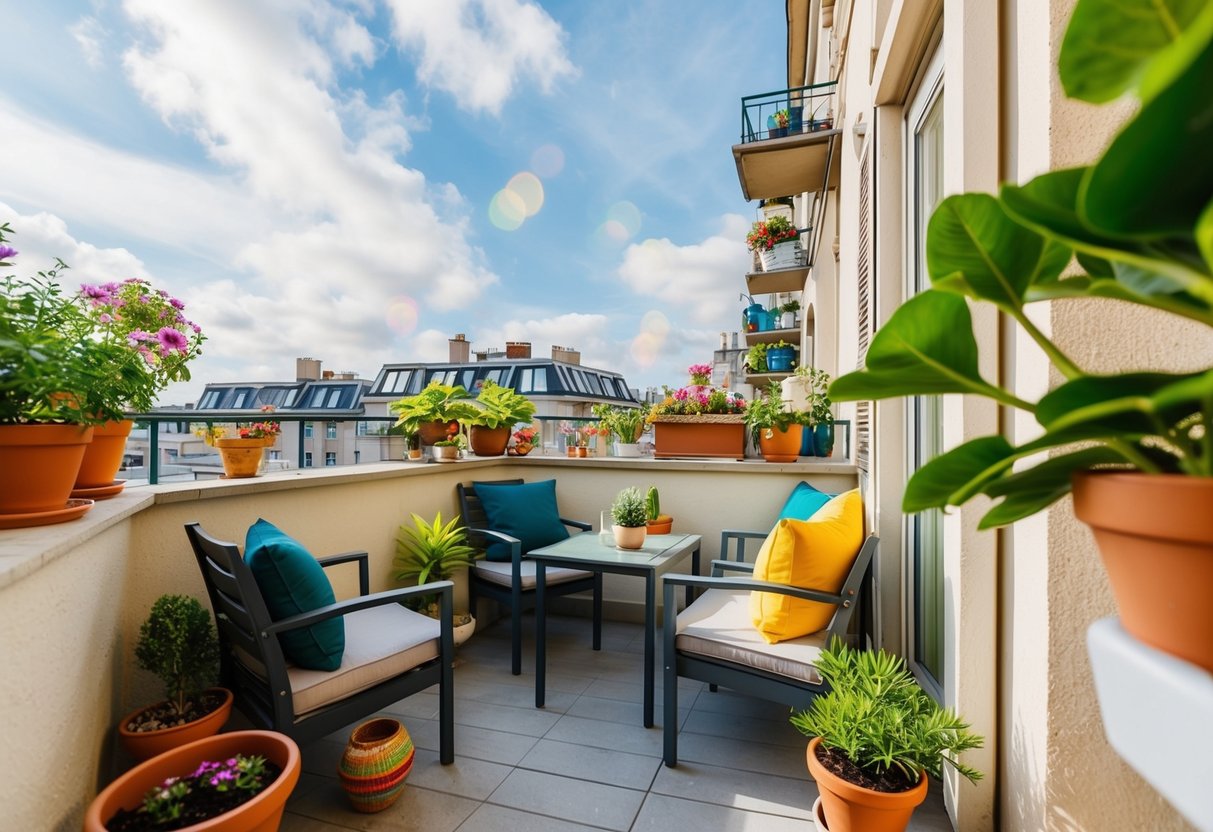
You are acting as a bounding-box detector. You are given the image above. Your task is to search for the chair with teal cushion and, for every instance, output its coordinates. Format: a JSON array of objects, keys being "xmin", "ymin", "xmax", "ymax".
[
  {"xmin": 458, "ymin": 479, "xmax": 602, "ymax": 675},
  {"xmin": 185, "ymin": 522, "xmax": 454, "ymax": 759}
]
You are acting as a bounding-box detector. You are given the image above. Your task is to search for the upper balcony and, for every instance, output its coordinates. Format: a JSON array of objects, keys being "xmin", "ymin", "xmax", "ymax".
[{"xmin": 732, "ymin": 81, "xmax": 841, "ymax": 202}]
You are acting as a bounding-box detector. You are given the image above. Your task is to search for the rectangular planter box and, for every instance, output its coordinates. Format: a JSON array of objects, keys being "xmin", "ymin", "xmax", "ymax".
[{"xmin": 652, "ymin": 418, "xmax": 745, "ymax": 461}]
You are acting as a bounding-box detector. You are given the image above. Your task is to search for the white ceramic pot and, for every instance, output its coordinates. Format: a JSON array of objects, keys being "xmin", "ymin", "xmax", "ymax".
[
  {"xmin": 614, "ymin": 442, "xmax": 642, "ymax": 457},
  {"xmin": 759, "ymin": 239, "xmax": 804, "ymax": 271},
  {"xmin": 453, "ymin": 615, "xmax": 476, "ymax": 646}
]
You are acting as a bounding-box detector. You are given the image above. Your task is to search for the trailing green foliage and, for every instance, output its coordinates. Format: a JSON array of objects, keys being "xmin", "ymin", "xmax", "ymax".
[
  {"xmin": 829, "ymin": 0, "xmax": 1213, "ymax": 528},
  {"xmin": 744, "ymin": 381, "xmax": 810, "ymax": 447},
  {"xmin": 611, "ymin": 487, "xmax": 647, "ymax": 528},
  {"xmin": 134, "ymin": 595, "xmax": 220, "ymax": 717},
  {"xmin": 791, "ymin": 641, "xmax": 983, "ymax": 785}
]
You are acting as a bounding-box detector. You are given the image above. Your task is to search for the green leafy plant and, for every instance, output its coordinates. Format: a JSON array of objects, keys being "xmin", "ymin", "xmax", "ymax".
[
  {"xmin": 744, "ymin": 381, "xmax": 811, "ymax": 447},
  {"xmin": 746, "ymin": 215, "xmax": 799, "ymax": 252},
  {"xmin": 791, "ymin": 641, "xmax": 983, "ymax": 787},
  {"xmin": 829, "ymin": 1, "xmax": 1213, "ymax": 528},
  {"xmin": 389, "ymin": 382, "xmax": 470, "ymax": 436},
  {"xmin": 611, "ymin": 487, "xmax": 647, "ymax": 528},
  {"xmin": 781, "ymin": 299, "xmax": 801, "ymax": 315},
  {"xmin": 745, "ymin": 343, "xmax": 768, "ymax": 373},
  {"xmin": 393, "ymin": 512, "xmax": 479, "ymax": 614},
  {"xmin": 793, "ymin": 365, "xmax": 833, "ymax": 426},
  {"xmin": 592, "ymin": 403, "xmax": 649, "ymax": 443},
  {"xmin": 453, "ymin": 380, "xmax": 537, "ymax": 429},
  {"xmin": 432, "ymin": 433, "xmax": 467, "ymax": 450},
  {"xmin": 134, "ymin": 595, "xmax": 220, "ymax": 717}
]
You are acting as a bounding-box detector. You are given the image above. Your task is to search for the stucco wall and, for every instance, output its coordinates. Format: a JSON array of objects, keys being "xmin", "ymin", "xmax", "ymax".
[{"xmin": 0, "ymin": 457, "xmax": 856, "ymax": 830}]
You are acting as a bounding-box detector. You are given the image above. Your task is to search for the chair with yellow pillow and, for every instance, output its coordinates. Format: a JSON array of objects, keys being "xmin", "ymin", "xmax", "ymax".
[{"xmin": 660, "ymin": 488, "xmax": 876, "ymax": 767}]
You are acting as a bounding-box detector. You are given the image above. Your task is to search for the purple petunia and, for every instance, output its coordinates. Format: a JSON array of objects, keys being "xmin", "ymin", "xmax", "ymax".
[
  {"xmin": 0, "ymin": 245, "xmax": 18, "ymax": 260},
  {"xmin": 157, "ymin": 327, "xmax": 189, "ymax": 356}
]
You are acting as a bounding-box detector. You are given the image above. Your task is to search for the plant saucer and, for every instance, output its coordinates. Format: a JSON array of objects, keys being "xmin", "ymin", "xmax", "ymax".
[{"xmin": 0, "ymin": 498, "xmax": 94, "ymax": 529}]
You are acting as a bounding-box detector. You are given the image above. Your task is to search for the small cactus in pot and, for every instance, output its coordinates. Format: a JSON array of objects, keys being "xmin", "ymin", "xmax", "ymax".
[{"xmin": 645, "ymin": 486, "xmax": 673, "ymax": 535}]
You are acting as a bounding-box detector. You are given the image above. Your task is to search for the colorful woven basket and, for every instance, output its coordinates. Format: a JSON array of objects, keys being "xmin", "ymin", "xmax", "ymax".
[{"xmin": 338, "ymin": 718, "xmax": 414, "ymax": 813}]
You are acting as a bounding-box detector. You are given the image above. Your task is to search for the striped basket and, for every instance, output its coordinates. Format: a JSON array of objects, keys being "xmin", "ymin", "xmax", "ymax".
[{"xmin": 338, "ymin": 718, "xmax": 414, "ymax": 813}]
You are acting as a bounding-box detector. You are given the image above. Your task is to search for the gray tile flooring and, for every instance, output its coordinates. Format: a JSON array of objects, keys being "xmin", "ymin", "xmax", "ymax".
[{"xmin": 277, "ymin": 613, "xmax": 952, "ymax": 831}]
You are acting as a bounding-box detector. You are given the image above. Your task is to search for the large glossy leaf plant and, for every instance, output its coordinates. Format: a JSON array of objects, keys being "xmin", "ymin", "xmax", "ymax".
[{"xmin": 831, "ymin": 0, "xmax": 1213, "ymax": 529}]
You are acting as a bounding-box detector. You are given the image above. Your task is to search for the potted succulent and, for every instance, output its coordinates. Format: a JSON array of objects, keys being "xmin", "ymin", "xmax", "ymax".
[
  {"xmin": 85, "ymin": 730, "xmax": 301, "ymax": 832},
  {"xmin": 827, "ymin": 0, "xmax": 1213, "ymax": 672},
  {"xmin": 592, "ymin": 403, "xmax": 649, "ymax": 457},
  {"xmin": 611, "ymin": 487, "xmax": 648, "ymax": 550},
  {"xmin": 645, "ymin": 486, "xmax": 673, "ymax": 535},
  {"xmin": 745, "ymin": 381, "xmax": 810, "ymax": 462},
  {"xmin": 389, "ymin": 381, "xmax": 470, "ymax": 446},
  {"xmin": 746, "ymin": 215, "xmax": 803, "ymax": 271},
  {"xmin": 393, "ymin": 512, "xmax": 480, "ymax": 644},
  {"xmin": 791, "ymin": 641, "xmax": 983, "ymax": 832},
  {"xmin": 119, "ymin": 595, "xmax": 233, "ymax": 763},
  {"xmin": 647, "ymin": 365, "xmax": 747, "ymax": 460},
  {"xmin": 449, "ymin": 380, "xmax": 536, "ymax": 457}
]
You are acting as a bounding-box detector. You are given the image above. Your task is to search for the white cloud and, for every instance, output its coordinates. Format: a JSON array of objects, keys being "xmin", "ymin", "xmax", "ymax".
[
  {"xmin": 0, "ymin": 204, "xmax": 151, "ymax": 284},
  {"xmin": 617, "ymin": 214, "xmax": 752, "ymax": 325},
  {"xmin": 384, "ymin": 0, "xmax": 577, "ymax": 116},
  {"xmin": 69, "ymin": 16, "xmax": 108, "ymax": 69}
]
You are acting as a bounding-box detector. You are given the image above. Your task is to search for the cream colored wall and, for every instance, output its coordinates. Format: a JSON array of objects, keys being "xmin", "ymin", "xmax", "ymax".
[{"xmin": 0, "ymin": 458, "xmax": 855, "ymax": 830}]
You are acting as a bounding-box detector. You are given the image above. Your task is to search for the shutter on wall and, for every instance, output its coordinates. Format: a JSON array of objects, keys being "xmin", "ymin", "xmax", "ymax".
[{"xmin": 854, "ymin": 146, "xmax": 873, "ymax": 472}]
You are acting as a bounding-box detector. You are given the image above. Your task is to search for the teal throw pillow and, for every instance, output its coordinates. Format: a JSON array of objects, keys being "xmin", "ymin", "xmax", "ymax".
[
  {"xmin": 474, "ymin": 479, "xmax": 571, "ymax": 561},
  {"xmin": 245, "ymin": 518, "xmax": 345, "ymax": 671},
  {"xmin": 778, "ymin": 481, "xmax": 834, "ymax": 521}
]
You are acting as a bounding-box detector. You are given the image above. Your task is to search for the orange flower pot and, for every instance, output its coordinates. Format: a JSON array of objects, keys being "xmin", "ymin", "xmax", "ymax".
[
  {"xmin": 758, "ymin": 423, "xmax": 803, "ymax": 463},
  {"xmin": 1072, "ymin": 472, "xmax": 1213, "ymax": 672},
  {"xmin": 75, "ymin": 419, "xmax": 133, "ymax": 490},
  {"xmin": 469, "ymin": 425, "xmax": 510, "ymax": 456},
  {"xmin": 806, "ymin": 737, "xmax": 927, "ymax": 832},
  {"xmin": 86, "ymin": 729, "xmax": 299, "ymax": 832},
  {"xmin": 646, "ymin": 517, "xmax": 673, "ymax": 535},
  {"xmin": 0, "ymin": 423, "xmax": 94, "ymax": 515},
  {"xmin": 418, "ymin": 420, "xmax": 458, "ymax": 445},
  {"xmin": 118, "ymin": 687, "xmax": 234, "ymax": 762},
  {"xmin": 652, "ymin": 417, "xmax": 745, "ymax": 460},
  {"xmin": 215, "ymin": 438, "xmax": 265, "ymax": 478}
]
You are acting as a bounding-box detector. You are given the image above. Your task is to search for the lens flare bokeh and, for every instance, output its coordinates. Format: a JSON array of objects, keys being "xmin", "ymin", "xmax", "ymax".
[
  {"xmin": 531, "ymin": 144, "xmax": 565, "ymax": 178},
  {"xmin": 385, "ymin": 296, "xmax": 419, "ymax": 335},
  {"xmin": 631, "ymin": 310, "xmax": 670, "ymax": 367},
  {"xmin": 507, "ymin": 172, "xmax": 545, "ymax": 216},
  {"xmin": 488, "ymin": 188, "xmax": 527, "ymax": 230}
]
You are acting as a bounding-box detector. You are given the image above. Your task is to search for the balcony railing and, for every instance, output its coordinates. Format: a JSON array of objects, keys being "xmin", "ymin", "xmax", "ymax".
[{"xmin": 739, "ymin": 80, "xmax": 837, "ymax": 144}]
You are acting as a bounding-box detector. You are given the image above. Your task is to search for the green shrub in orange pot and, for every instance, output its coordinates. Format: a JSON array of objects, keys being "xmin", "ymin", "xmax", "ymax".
[{"xmin": 791, "ymin": 642, "xmax": 983, "ymax": 832}]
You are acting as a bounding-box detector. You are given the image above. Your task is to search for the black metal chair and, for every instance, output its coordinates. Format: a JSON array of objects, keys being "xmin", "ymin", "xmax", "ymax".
[
  {"xmin": 661, "ymin": 532, "xmax": 878, "ymax": 767},
  {"xmin": 457, "ymin": 479, "xmax": 603, "ymax": 675},
  {"xmin": 184, "ymin": 522, "xmax": 454, "ymax": 760}
]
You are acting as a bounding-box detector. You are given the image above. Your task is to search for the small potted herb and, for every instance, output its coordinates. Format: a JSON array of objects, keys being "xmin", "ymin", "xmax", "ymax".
[
  {"xmin": 119, "ymin": 595, "xmax": 232, "ymax": 762},
  {"xmin": 393, "ymin": 512, "xmax": 480, "ymax": 643},
  {"xmin": 791, "ymin": 641, "xmax": 982, "ymax": 832},
  {"xmin": 611, "ymin": 486, "xmax": 648, "ymax": 550}
]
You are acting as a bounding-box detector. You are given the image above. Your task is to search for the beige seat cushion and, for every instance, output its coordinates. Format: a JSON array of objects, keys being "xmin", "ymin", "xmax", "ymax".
[
  {"xmin": 676, "ymin": 589, "xmax": 827, "ymax": 685},
  {"xmin": 237, "ymin": 603, "xmax": 440, "ymax": 717},
  {"xmin": 474, "ymin": 560, "xmax": 593, "ymax": 589}
]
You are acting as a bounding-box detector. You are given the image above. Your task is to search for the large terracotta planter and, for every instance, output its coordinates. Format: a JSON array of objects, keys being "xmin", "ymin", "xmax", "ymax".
[
  {"xmin": 75, "ymin": 418, "xmax": 133, "ymax": 491},
  {"xmin": 418, "ymin": 420, "xmax": 458, "ymax": 445},
  {"xmin": 806, "ymin": 737, "xmax": 927, "ymax": 832},
  {"xmin": 0, "ymin": 423, "xmax": 94, "ymax": 515},
  {"xmin": 1072, "ymin": 472, "xmax": 1213, "ymax": 672},
  {"xmin": 86, "ymin": 729, "xmax": 300, "ymax": 832},
  {"xmin": 469, "ymin": 425, "xmax": 510, "ymax": 456},
  {"xmin": 215, "ymin": 438, "xmax": 265, "ymax": 478},
  {"xmin": 758, "ymin": 423, "xmax": 803, "ymax": 462},
  {"xmin": 651, "ymin": 416, "xmax": 745, "ymax": 460},
  {"xmin": 118, "ymin": 687, "xmax": 234, "ymax": 762}
]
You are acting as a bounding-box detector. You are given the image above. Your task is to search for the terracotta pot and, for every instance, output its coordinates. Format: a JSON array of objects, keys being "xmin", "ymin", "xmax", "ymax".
[
  {"xmin": 0, "ymin": 423, "xmax": 94, "ymax": 515},
  {"xmin": 75, "ymin": 419, "xmax": 134, "ymax": 490},
  {"xmin": 758, "ymin": 423, "xmax": 803, "ymax": 462},
  {"xmin": 469, "ymin": 425, "xmax": 510, "ymax": 456},
  {"xmin": 646, "ymin": 517, "xmax": 673, "ymax": 535},
  {"xmin": 576, "ymin": 446, "xmax": 588, "ymax": 458},
  {"xmin": 652, "ymin": 417, "xmax": 745, "ymax": 460},
  {"xmin": 118, "ymin": 688, "xmax": 234, "ymax": 763},
  {"xmin": 566, "ymin": 446, "xmax": 577, "ymax": 457},
  {"xmin": 407, "ymin": 449, "xmax": 423, "ymax": 460},
  {"xmin": 86, "ymin": 729, "xmax": 300, "ymax": 832},
  {"xmin": 806, "ymin": 737, "xmax": 927, "ymax": 832},
  {"xmin": 1071, "ymin": 472, "xmax": 1213, "ymax": 672},
  {"xmin": 613, "ymin": 525, "xmax": 647, "ymax": 550},
  {"xmin": 215, "ymin": 438, "xmax": 265, "ymax": 478},
  {"xmin": 418, "ymin": 420, "xmax": 458, "ymax": 445}
]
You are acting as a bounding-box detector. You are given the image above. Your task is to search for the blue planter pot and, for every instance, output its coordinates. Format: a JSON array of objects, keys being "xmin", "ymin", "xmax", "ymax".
[
  {"xmin": 814, "ymin": 422, "xmax": 835, "ymax": 457},
  {"xmin": 801, "ymin": 426, "xmax": 818, "ymax": 457},
  {"xmin": 766, "ymin": 346, "xmax": 796, "ymax": 373}
]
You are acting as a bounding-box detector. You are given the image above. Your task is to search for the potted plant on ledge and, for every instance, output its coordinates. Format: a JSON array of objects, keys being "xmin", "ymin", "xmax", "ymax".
[
  {"xmin": 791, "ymin": 641, "xmax": 983, "ymax": 832},
  {"xmin": 393, "ymin": 512, "xmax": 480, "ymax": 644},
  {"xmin": 389, "ymin": 381, "xmax": 470, "ymax": 446},
  {"xmin": 647, "ymin": 365, "xmax": 747, "ymax": 460},
  {"xmin": 452, "ymin": 380, "xmax": 537, "ymax": 457},
  {"xmin": 827, "ymin": 0, "xmax": 1213, "ymax": 673},
  {"xmin": 195, "ymin": 407, "xmax": 282, "ymax": 478},
  {"xmin": 592, "ymin": 402, "xmax": 649, "ymax": 457},
  {"xmin": 746, "ymin": 215, "xmax": 803, "ymax": 272},
  {"xmin": 745, "ymin": 381, "xmax": 810, "ymax": 463},
  {"xmin": 119, "ymin": 594, "xmax": 233, "ymax": 762}
]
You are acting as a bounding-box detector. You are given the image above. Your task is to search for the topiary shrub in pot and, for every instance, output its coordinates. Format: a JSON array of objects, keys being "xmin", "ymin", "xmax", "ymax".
[
  {"xmin": 119, "ymin": 594, "xmax": 232, "ymax": 762},
  {"xmin": 611, "ymin": 486, "xmax": 648, "ymax": 550},
  {"xmin": 791, "ymin": 641, "xmax": 982, "ymax": 832}
]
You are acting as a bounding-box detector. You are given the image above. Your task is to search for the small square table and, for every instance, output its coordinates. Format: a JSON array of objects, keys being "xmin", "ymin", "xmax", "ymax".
[{"xmin": 530, "ymin": 532, "xmax": 702, "ymax": 728}]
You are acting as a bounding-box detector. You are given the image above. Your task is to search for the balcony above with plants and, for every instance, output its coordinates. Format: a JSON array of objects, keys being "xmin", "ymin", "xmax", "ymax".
[{"xmin": 732, "ymin": 80, "xmax": 839, "ymax": 202}]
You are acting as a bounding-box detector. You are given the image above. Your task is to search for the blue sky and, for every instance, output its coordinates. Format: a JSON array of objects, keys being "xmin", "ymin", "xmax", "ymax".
[{"xmin": 0, "ymin": 0, "xmax": 785, "ymax": 404}]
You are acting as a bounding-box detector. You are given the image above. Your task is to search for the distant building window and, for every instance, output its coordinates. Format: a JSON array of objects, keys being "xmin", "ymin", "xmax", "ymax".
[
  {"xmin": 325, "ymin": 452, "xmax": 336, "ymax": 467},
  {"xmin": 304, "ymin": 452, "xmax": 313, "ymax": 468},
  {"xmin": 519, "ymin": 367, "xmax": 548, "ymax": 393},
  {"xmin": 326, "ymin": 422, "xmax": 337, "ymax": 439},
  {"xmin": 356, "ymin": 421, "xmax": 370, "ymax": 436},
  {"xmin": 304, "ymin": 423, "xmax": 313, "ymax": 438},
  {"xmin": 378, "ymin": 369, "xmax": 414, "ymax": 395},
  {"xmin": 586, "ymin": 374, "xmax": 605, "ymax": 396},
  {"xmin": 197, "ymin": 390, "xmax": 221, "ymax": 409},
  {"xmin": 229, "ymin": 388, "xmax": 254, "ymax": 408}
]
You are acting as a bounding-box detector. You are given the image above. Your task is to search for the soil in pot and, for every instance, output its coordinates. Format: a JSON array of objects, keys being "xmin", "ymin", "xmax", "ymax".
[
  {"xmin": 125, "ymin": 690, "xmax": 228, "ymax": 735},
  {"xmin": 119, "ymin": 688, "xmax": 233, "ymax": 762},
  {"xmin": 105, "ymin": 758, "xmax": 284, "ymax": 831},
  {"xmin": 813, "ymin": 743, "xmax": 917, "ymax": 793}
]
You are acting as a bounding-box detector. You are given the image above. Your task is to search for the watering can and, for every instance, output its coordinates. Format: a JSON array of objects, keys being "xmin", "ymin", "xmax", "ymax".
[{"xmin": 740, "ymin": 293, "xmax": 767, "ymax": 333}]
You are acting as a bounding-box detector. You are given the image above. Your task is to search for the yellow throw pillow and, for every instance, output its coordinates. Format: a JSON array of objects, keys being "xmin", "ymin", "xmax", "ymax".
[{"xmin": 750, "ymin": 488, "xmax": 863, "ymax": 644}]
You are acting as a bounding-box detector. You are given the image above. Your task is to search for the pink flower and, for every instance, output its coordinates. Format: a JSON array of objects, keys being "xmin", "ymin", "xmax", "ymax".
[{"xmin": 157, "ymin": 327, "xmax": 189, "ymax": 356}]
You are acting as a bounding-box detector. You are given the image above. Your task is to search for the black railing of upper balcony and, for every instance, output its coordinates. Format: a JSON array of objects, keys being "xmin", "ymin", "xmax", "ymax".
[{"xmin": 740, "ymin": 80, "xmax": 838, "ymax": 144}]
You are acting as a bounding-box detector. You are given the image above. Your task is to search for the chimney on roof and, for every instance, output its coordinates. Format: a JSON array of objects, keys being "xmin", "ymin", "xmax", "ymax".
[
  {"xmin": 449, "ymin": 333, "xmax": 470, "ymax": 363},
  {"xmin": 322, "ymin": 370, "xmax": 334, "ymax": 380},
  {"xmin": 506, "ymin": 341, "xmax": 532, "ymax": 359},
  {"xmin": 551, "ymin": 345, "xmax": 580, "ymax": 365},
  {"xmin": 335, "ymin": 371, "xmax": 355, "ymax": 380},
  {"xmin": 296, "ymin": 357, "xmax": 321, "ymax": 381}
]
